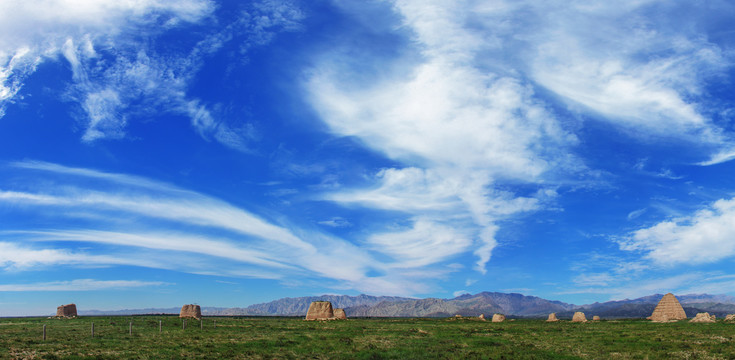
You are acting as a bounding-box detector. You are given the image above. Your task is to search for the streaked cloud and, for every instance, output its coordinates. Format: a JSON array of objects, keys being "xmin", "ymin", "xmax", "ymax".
[
  {"xmin": 308, "ymin": 0, "xmax": 581, "ymax": 274},
  {"xmin": 306, "ymin": 0, "xmax": 735, "ymax": 280},
  {"xmin": 0, "ymin": 279, "xmax": 170, "ymax": 292},
  {"xmin": 0, "ymin": 161, "xmax": 449, "ymax": 296},
  {"xmin": 0, "ymin": 241, "xmax": 150, "ymax": 271}
]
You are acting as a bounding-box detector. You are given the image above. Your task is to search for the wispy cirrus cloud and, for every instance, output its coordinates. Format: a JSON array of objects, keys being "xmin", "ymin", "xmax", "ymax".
[
  {"xmin": 0, "ymin": 279, "xmax": 170, "ymax": 292},
  {"xmin": 0, "ymin": 160, "xmax": 450, "ymax": 296},
  {"xmin": 0, "ymin": 241, "xmax": 150, "ymax": 271},
  {"xmin": 305, "ymin": 0, "xmax": 735, "ymax": 278},
  {"xmin": 308, "ymin": 0, "xmax": 580, "ymax": 274},
  {"xmin": 0, "ymin": 0, "xmax": 214, "ymax": 119},
  {"xmin": 529, "ymin": 1, "xmax": 730, "ymax": 147},
  {"xmin": 0, "ymin": 0, "xmax": 304, "ymax": 151}
]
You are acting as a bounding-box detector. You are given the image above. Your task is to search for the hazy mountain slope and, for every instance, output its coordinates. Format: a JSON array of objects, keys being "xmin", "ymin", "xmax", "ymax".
[
  {"xmin": 345, "ymin": 292, "xmax": 575, "ymax": 317},
  {"xmin": 242, "ymin": 294, "xmax": 413, "ymax": 316},
  {"xmin": 454, "ymin": 292, "xmax": 575, "ymax": 316}
]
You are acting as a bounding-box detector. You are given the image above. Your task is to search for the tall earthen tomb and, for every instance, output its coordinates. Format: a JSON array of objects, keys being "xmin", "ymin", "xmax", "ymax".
[
  {"xmin": 305, "ymin": 301, "xmax": 348, "ymax": 320},
  {"xmin": 305, "ymin": 301, "xmax": 334, "ymax": 320},
  {"xmin": 648, "ymin": 293, "xmax": 686, "ymax": 322},
  {"xmin": 546, "ymin": 313, "xmax": 559, "ymax": 322},
  {"xmin": 180, "ymin": 304, "xmax": 202, "ymax": 320},
  {"xmin": 572, "ymin": 312, "xmax": 587, "ymax": 322},
  {"xmin": 56, "ymin": 304, "xmax": 77, "ymax": 318},
  {"xmin": 333, "ymin": 308, "xmax": 347, "ymax": 320}
]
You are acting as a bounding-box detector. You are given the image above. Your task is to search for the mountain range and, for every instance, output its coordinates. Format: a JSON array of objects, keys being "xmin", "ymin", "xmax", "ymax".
[{"xmin": 78, "ymin": 292, "xmax": 735, "ymax": 318}]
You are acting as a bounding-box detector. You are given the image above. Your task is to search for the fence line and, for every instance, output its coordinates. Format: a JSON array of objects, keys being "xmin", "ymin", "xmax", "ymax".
[{"xmin": 31, "ymin": 317, "xmax": 225, "ymax": 340}]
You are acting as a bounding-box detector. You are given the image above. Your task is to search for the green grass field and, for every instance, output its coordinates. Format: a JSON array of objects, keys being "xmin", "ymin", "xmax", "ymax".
[{"xmin": 2, "ymin": 316, "xmax": 735, "ymax": 359}]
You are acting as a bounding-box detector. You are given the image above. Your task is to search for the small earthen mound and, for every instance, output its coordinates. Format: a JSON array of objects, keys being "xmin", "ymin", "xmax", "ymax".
[
  {"xmin": 690, "ymin": 312, "xmax": 716, "ymax": 323},
  {"xmin": 56, "ymin": 304, "xmax": 77, "ymax": 318},
  {"xmin": 179, "ymin": 304, "xmax": 201, "ymax": 320},
  {"xmin": 478, "ymin": 314, "xmax": 486, "ymax": 321},
  {"xmin": 546, "ymin": 313, "xmax": 559, "ymax": 322},
  {"xmin": 333, "ymin": 308, "xmax": 347, "ymax": 320},
  {"xmin": 492, "ymin": 314, "xmax": 506, "ymax": 322},
  {"xmin": 648, "ymin": 293, "xmax": 687, "ymax": 322},
  {"xmin": 724, "ymin": 314, "xmax": 735, "ymax": 322},
  {"xmin": 572, "ymin": 312, "xmax": 587, "ymax": 323},
  {"xmin": 305, "ymin": 301, "xmax": 335, "ymax": 320},
  {"xmin": 592, "ymin": 316, "xmax": 600, "ymax": 321}
]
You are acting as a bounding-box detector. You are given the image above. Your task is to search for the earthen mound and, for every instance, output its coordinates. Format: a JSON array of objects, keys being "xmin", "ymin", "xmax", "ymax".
[
  {"xmin": 572, "ymin": 312, "xmax": 587, "ymax": 323},
  {"xmin": 648, "ymin": 293, "xmax": 686, "ymax": 322},
  {"xmin": 725, "ymin": 314, "xmax": 735, "ymax": 322},
  {"xmin": 690, "ymin": 312, "xmax": 716, "ymax": 323},
  {"xmin": 305, "ymin": 301, "xmax": 335, "ymax": 320},
  {"xmin": 333, "ymin": 308, "xmax": 347, "ymax": 320},
  {"xmin": 478, "ymin": 314, "xmax": 486, "ymax": 321},
  {"xmin": 56, "ymin": 304, "xmax": 77, "ymax": 318},
  {"xmin": 492, "ymin": 314, "xmax": 505, "ymax": 322},
  {"xmin": 546, "ymin": 313, "xmax": 559, "ymax": 322},
  {"xmin": 592, "ymin": 316, "xmax": 600, "ymax": 321},
  {"xmin": 180, "ymin": 304, "xmax": 202, "ymax": 320}
]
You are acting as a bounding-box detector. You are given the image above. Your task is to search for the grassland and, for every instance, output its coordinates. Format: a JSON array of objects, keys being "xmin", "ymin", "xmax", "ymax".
[{"xmin": 2, "ymin": 316, "xmax": 735, "ymax": 359}]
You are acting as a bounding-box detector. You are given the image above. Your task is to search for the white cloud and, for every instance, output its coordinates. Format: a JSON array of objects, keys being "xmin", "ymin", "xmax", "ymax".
[
  {"xmin": 367, "ymin": 220, "xmax": 472, "ymax": 268},
  {"xmin": 0, "ymin": 242, "xmax": 149, "ymax": 270},
  {"xmin": 522, "ymin": 1, "xmax": 733, "ymax": 161},
  {"xmin": 0, "ymin": 189, "xmax": 313, "ymax": 251},
  {"xmin": 0, "ymin": 161, "xmax": 449, "ymax": 296},
  {"xmin": 0, "ymin": 0, "xmax": 214, "ymax": 121},
  {"xmin": 306, "ymin": 0, "xmax": 735, "ymax": 276},
  {"xmin": 308, "ymin": 0, "xmax": 580, "ymax": 274},
  {"xmin": 627, "ymin": 208, "xmax": 647, "ymax": 220},
  {"xmin": 0, "ymin": 0, "xmax": 304, "ymax": 150},
  {"xmin": 0, "ymin": 279, "xmax": 170, "ymax": 292},
  {"xmin": 317, "ymin": 217, "xmax": 351, "ymax": 228},
  {"xmin": 621, "ymin": 197, "xmax": 735, "ymax": 265},
  {"xmin": 22, "ymin": 230, "xmax": 293, "ymax": 270},
  {"xmin": 309, "ymin": 65, "xmax": 576, "ymax": 180}
]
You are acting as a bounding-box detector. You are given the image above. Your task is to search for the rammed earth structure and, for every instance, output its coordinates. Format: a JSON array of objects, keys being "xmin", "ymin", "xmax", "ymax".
[{"xmin": 648, "ymin": 293, "xmax": 687, "ymax": 322}]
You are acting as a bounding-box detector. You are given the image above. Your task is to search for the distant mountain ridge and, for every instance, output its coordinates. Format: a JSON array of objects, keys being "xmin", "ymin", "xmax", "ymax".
[
  {"xmin": 77, "ymin": 292, "xmax": 735, "ymax": 318},
  {"xmin": 236, "ymin": 294, "xmax": 412, "ymax": 316},
  {"xmin": 346, "ymin": 292, "xmax": 576, "ymax": 317}
]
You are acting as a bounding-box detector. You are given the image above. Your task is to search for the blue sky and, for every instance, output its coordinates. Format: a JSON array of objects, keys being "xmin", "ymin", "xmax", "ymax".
[{"xmin": 2, "ymin": 0, "xmax": 735, "ymax": 316}]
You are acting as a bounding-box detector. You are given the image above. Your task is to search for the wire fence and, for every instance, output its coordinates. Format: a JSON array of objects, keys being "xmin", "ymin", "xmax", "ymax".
[{"xmin": 0, "ymin": 316, "xmax": 244, "ymax": 342}]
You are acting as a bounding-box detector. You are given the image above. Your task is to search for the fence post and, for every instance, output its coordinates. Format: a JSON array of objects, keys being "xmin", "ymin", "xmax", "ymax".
[
  {"xmin": 129, "ymin": 321, "xmax": 132, "ymax": 335},
  {"xmin": 214, "ymin": 320, "xmax": 216, "ymax": 329},
  {"xmin": 91, "ymin": 322, "xmax": 95, "ymax": 338},
  {"xmin": 200, "ymin": 319, "xmax": 203, "ymax": 330},
  {"xmin": 159, "ymin": 320, "xmax": 162, "ymax": 334},
  {"xmin": 43, "ymin": 324, "xmax": 46, "ymax": 341},
  {"xmin": 183, "ymin": 319, "xmax": 186, "ymax": 330}
]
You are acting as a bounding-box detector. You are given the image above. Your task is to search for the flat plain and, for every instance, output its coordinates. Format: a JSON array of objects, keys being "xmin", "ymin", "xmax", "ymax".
[{"xmin": 2, "ymin": 316, "xmax": 735, "ymax": 359}]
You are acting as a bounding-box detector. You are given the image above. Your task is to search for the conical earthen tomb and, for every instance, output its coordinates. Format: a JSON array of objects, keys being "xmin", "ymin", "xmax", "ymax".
[{"xmin": 648, "ymin": 293, "xmax": 687, "ymax": 322}]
